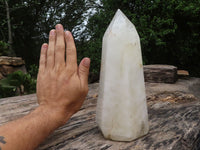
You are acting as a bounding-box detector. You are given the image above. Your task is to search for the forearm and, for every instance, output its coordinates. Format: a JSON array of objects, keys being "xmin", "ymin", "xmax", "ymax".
[{"xmin": 0, "ymin": 105, "xmax": 70, "ymax": 150}]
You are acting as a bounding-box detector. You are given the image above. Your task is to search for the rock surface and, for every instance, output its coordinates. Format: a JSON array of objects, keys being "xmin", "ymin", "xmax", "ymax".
[
  {"xmin": 177, "ymin": 70, "xmax": 189, "ymax": 79},
  {"xmin": 144, "ymin": 65, "xmax": 177, "ymax": 83},
  {"xmin": 0, "ymin": 56, "xmax": 26, "ymax": 79},
  {"xmin": 0, "ymin": 56, "xmax": 25, "ymax": 66},
  {"xmin": 0, "ymin": 78, "xmax": 199, "ymax": 150}
]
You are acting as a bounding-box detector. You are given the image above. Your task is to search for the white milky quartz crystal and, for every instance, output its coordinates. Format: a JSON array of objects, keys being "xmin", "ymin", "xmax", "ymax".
[{"xmin": 96, "ymin": 9, "xmax": 149, "ymax": 141}]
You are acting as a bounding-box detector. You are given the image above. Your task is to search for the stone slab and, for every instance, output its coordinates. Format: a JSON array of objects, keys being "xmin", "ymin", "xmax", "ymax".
[
  {"xmin": 0, "ymin": 56, "xmax": 27, "ymax": 79},
  {"xmin": 144, "ymin": 65, "xmax": 177, "ymax": 83},
  {"xmin": 177, "ymin": 70, "xmax": 189, "ymax": 79},
  {"xmin": 0, "ymin": 56, "xmax": 25, "ymax": 66},
  {"xmin": 0, "ymin": 65, "xmax": 27, "ymax": 76},
  {"xmin": 0, "ymin": 79, "xmax": 199, "ymax": 150}
]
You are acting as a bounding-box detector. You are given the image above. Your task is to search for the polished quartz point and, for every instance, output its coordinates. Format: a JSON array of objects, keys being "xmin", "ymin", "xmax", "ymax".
[{"xmin": 96, "ymin": 9, "xmax": 149, "ymax": 141}]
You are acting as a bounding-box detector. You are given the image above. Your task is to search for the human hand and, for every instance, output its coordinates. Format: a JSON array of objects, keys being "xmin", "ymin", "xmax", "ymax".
[{"xmin": 36, "ymin": 24, "xmax": 90, "ymax": 124}]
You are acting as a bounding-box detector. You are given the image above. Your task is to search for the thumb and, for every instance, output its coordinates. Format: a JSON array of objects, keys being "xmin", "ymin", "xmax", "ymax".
[{"xmin": 79, "ymin": 57, "xmax": 90, "ymax": 85}]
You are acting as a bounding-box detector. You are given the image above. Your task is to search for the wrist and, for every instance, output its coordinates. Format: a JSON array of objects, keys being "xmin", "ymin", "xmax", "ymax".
[{"xmin": 33, "ymin": 105, "xmax": 71, "ymax": 128}]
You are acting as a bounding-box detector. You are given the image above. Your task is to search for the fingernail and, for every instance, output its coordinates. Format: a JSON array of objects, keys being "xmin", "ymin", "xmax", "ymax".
[
  {"xmin": 43, "ymin": 44, "xmax": 48, "ymax": 49},
  {"xmin": 56, "ymin": 24, "xmax": 63, "ymax": 30},
  {"xmin": 50, "ymin": 30, "xmax": 55, "ymax": 36},
  {"xmin": 65, "ymin": 31, "xmax": 70, "ymax": 36},
  {"xmin": 83, "ymin": 58, "xmax": 90, "ymax": 67}
]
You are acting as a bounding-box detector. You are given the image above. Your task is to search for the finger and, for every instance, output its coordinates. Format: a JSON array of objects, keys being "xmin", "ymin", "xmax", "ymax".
[
  {"xmin": 39, "ymin": 43, "xmax": 48, "ymax": 72},
  {"xmin": 47, "ymin": 29, "xmax": 56, "ymax": 69},
  {"xmin": 78, "ymin": 57, "xmax": 90, "ymax": 86},
  {"xmin": 65, "ymin": 31, "xmax": 77, "ymax": 72},
  {"xmin": 55, "ymin": 24, "xmax": 65, "ymax": 67}
]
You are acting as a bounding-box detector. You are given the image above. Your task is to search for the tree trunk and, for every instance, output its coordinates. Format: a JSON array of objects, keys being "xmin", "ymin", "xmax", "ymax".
[{"xmin": 5, "ymin": 0, "xmax": 15, "ymax": 56}]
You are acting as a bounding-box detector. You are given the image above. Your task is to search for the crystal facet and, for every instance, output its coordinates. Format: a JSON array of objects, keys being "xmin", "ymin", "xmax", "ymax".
[{"xmin": 96, "ymin": 9, "xmax": 149, "ymax": 141}]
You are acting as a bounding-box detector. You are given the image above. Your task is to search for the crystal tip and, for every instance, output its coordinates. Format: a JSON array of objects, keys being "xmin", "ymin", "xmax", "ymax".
[{"xmin": 117, "ymin": 9, "xmax": 122, "ymax": 13}]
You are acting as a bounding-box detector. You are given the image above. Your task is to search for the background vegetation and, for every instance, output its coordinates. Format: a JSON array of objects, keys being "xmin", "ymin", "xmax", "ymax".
[
  {"xmin": 0, "ymin": 71, "xmax": 36, "ymax": 98},
  {"xmin": 0, "ymin": 0, "xmax": 200, "ymax": 97},
  {"xmin": 84, "ymin": 0, "xmax": 200, "ymax": 77}
]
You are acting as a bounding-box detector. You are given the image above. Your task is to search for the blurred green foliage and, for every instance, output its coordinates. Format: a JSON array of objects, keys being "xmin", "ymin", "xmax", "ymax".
[
  {"xmin": 0, "ymin": 41, "xmax": 9, "ymax": 56},
  {"xmin": 0, "ymin": 0, "xmax": 96, "ymax": 68},
  {"xmin": 0, "ymin": 71, "xmax": 36, "ymax": 98},
  {"xmin": 83, "ymin": 0, "xmax": 200, "ymax": 77},
  {"xmin": 28, "ymin": 64, "xmax": 38, "ymax": 79}
]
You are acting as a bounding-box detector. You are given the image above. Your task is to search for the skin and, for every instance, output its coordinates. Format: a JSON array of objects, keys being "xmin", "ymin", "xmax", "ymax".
[{"xmin": 0, "ymin": 24, "xmax": 90, "ymax": 150}]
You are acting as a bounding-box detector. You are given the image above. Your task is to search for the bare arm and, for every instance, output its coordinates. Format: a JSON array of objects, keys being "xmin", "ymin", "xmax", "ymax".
[{"xmin": 0, "ymin": 24, "xmax": 90, "ymax": 150}]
